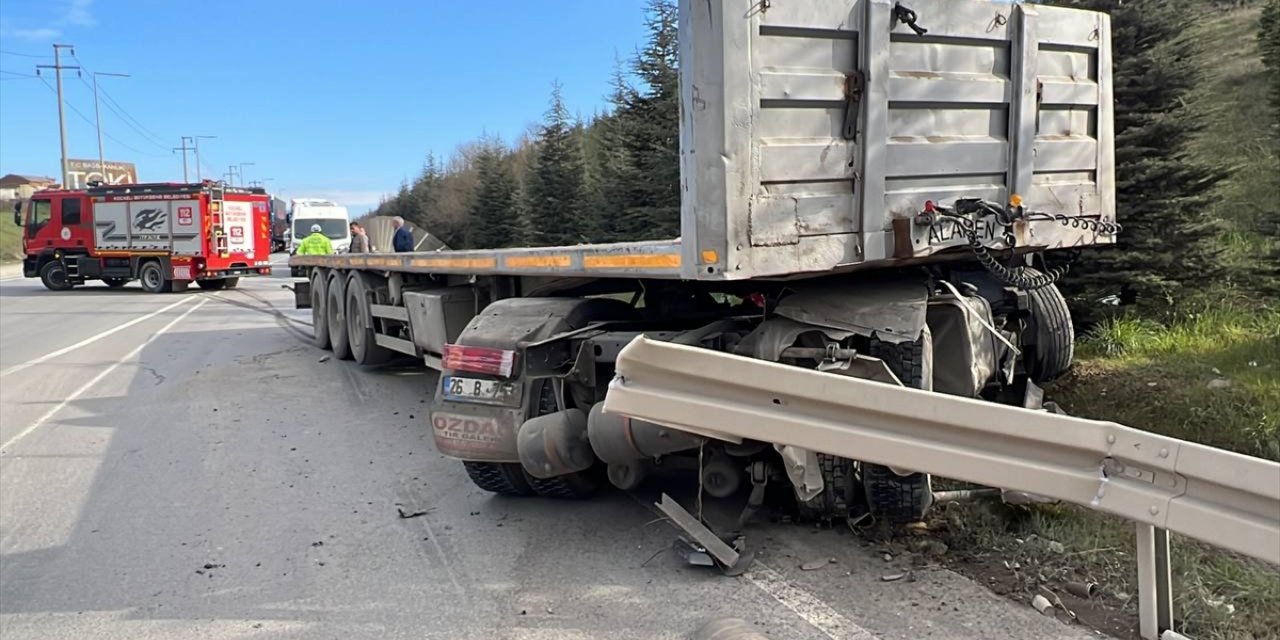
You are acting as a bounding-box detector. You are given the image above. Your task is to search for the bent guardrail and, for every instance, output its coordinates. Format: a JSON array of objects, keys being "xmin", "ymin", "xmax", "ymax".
[{"xmin": 603, "ymin": 337, "xmax": 1280, "ymax": 640}]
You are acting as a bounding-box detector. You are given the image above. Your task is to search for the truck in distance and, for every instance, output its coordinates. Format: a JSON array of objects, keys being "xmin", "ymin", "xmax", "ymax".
[
  {"xmin": 15, "ymin": 181, "xmax": 273, "ymax": 292},
  {"xmin": 289, "ymin": 198, "xmax": 350, "ymax": 254}
]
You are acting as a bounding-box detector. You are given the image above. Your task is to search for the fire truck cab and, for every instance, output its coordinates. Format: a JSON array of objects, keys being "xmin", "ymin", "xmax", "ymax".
[{"xmin": 15, "ymin": 182, "xmax": 273, "ymax": 293}]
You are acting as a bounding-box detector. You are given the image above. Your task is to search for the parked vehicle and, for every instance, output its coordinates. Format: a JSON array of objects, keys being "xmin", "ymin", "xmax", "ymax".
[
  {"xmin": 290, "ymin": 0, "xmax": 1117, "ymax": 523},
  {"xmin": 270, "ymin": 196, "xmax": 291, "ymax": 253},
  {"xmin": 289, "ymin": 198, "xmax": 350, "ymax": 254},
  {"xmin": 16, "ymin": 181, "xmax": 273, "ymax": 292}
]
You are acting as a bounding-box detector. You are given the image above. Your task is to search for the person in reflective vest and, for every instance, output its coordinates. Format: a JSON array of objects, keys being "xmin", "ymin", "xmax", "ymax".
[{"xmin": 296, "ymin": 224, "xmax": 333, "ymax": 255}]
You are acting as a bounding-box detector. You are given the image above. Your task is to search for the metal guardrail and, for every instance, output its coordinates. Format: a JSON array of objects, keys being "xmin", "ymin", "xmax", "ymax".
[{"xmin": 604, "ymin": 337, "xmax": 1280, "ymax": 640}]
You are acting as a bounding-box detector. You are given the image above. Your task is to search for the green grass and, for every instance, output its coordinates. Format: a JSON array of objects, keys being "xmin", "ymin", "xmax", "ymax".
[
  {"xmin": 0, "ymin": 216, "xmax": 22, "ymax": 264},
  {"xmin": 941, "ymin": 305, "xmax": 1280, "ymax": 640}
]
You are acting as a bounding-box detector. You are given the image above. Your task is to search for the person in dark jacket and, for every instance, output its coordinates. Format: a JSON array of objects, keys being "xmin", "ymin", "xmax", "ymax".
[{"xmin": 392, "ymin": 216, "xmax": 413, "ymax": 253}]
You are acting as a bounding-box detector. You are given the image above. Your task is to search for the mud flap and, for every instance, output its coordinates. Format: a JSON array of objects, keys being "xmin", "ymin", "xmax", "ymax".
[{"xmin": 292, "ymin": 280, "xmax": 311, "ymax": 309}]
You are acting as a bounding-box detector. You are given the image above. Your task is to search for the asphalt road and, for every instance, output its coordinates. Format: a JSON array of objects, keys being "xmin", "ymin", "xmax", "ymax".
[{"xmin": 0, "ymin": 259, "xmax": 1102, "ymax": 640}]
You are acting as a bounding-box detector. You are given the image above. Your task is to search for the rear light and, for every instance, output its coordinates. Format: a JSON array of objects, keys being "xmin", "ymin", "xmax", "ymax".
[{"xmin": 442, "ymin": 344, "xmax": 517, "ymax": 378}]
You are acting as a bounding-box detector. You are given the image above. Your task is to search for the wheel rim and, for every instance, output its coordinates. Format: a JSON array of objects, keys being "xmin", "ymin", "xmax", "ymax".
[{"xmin": 143, "ymin": 267, "xmax": 161, "ymax": 290}]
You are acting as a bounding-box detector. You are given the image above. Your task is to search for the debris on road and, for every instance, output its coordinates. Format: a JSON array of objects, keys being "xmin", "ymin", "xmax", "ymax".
[
  {"xmin": 881, "ymin": 572, "xmax": 906, "ymax": 582},
  {"xmin": 692, "ymin": 618, "xmax": 771, "ymax": 640},
  {"xmin": 318, "ymin": 355, "xmax": 331, "ymax": 363},
  {"xmin": 396, "ymin": 505, "xmax": 431, "ymax": 519},
  {"xmin": 1065, "ymin": 581, "xmax": 1097, "ymax": 599},
  {"xmin": 800, "ymin": 559, "xmax": 828, "ymax": 571},
  {"xmin": 656, "ymin": 493, "xmax": 753, "ymax": 576}
]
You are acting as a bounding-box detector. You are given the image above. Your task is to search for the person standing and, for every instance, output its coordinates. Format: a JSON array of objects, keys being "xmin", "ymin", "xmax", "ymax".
[
  {"xmin": 296, "ymin": 224, "xmax": 334, "ymax": 255},
  {"xmin": 349, "ymin": 221, "xmax": 372, "ymax": 253},
  {"xmin": 391, "ymin": 216, "xmax": 413, "ymax": 253}
]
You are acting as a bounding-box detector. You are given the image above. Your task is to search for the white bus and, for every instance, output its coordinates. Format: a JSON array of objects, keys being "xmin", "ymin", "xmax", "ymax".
[{"xmin": 290, "ymin": 198, "xmax": 351, "ymax": 254}]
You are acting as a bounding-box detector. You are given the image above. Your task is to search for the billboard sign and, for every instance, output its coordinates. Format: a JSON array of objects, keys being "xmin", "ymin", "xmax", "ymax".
[{"xmin": 66, "ymin": 159, "xmax": 138, "ymax": 188}]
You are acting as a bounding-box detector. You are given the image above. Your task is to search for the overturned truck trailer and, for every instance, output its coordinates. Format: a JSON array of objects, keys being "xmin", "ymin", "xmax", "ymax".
[{"xmin": 291, "ymin": 0, "xmax": 1117, "ymax": 523}]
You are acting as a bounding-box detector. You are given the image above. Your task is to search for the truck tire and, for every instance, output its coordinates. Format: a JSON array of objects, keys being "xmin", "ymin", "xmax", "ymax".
[
  {"xmin": 864, "ymin": 335, "xmax": 934, "ymax": 524},
  {"xmin": 1025, "ymin": 273, "xmax": 1074, "ymax": 383},
  {"xmin": 139, "ymin": 261, "xmax": 169, "ymax": 294},
  {"xmin": 222, "ymin": 277, "xmax": 240, "ymax": 290},
  {"xmin": 346, "ymin": 274, "xmax": 392, "ymax": 365},
  {"xmin": 39, "ymin": 261, "xmax": 73, "ymax": 291},
  {"xmin": 197, "ymin": 280, "xmax": 227, "ymax": 291},
  {"xmin": 102, "ymin": 278, "xmax": 128, "ymax": 289},
  {"xmin": 326, "ymin": 274, "xmax": 351, "ymax": 360},
  {"xmin": 310, "ymin": 270, "xmax": 331, "ymax": 350},
  {"xmin": 463, "ymin": 461, "xmax": 536, "ymax": 497}
]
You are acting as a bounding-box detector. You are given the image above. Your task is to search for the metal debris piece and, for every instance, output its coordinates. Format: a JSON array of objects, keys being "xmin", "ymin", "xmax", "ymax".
[
  {"xmin": 656, "ymin": 493, "xmax": 754, "ymax": 576},
  {"xmin": 1066, "ymin": 581, "xmax": 1097, "ymax": 599},
  {"xmin": 881, "ymin": 572, "xmax": 906, "ymax": 582},
  {"xmin": 396, "ymin": 506, "xmax": 430, "ymax": 519},
  {"xmin": 318, "ymin": 355, "xmax": 331, "ymax": 363},
  {"xmin": 1031, "ymin": 594, "xmax": 1053, "ymax": 615},
  {"xmin": 800, "ymin": 559, "xmax": 827, "ymax": 571}
]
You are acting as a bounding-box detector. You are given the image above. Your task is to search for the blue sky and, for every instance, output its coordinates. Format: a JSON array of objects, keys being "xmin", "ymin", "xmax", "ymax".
[{"xmin": 0, "ymin": 0, "xmax": 651, "ymax": 212}]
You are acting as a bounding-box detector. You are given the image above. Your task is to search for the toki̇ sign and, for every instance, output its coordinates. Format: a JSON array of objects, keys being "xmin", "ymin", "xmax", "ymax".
[{"xmin": 66, "ymin": 159, "xmax": 138, "ymax": 188}]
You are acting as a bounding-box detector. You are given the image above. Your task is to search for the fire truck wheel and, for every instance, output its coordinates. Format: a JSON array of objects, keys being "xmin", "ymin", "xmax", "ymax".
[
  {"xmin": 310, "ymin": 270, "xmax": 331, "ymax": 350},
  {"xmin": 222, "ymin": 277, "xmax": 240, "ymax": 290},
  {"xmin": 196, "ymin": 280, "xmax": 227, "ymax": 291},
  {"xmin": 39, "ymin": 261, "xmax": 73, "ymax": 291},
  {"xmin": 138, "ymin": 261, "xmax": 168, "ymax": 293},
  {"xmin": 346, "ymin": 275, "xmax": 392, "ymax": 365},
  {"xmin": 102, "ymin": 278, "xmax": 128, "ymax": 288},
  {"xmin": 326, "ymin": 274, "xmax": 352, "ymax": 360}
]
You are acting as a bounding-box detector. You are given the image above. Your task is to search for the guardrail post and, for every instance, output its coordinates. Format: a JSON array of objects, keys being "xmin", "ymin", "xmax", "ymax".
[{"xmin": 1136, "ymin": 524, "xmax": 1174, "ymax": 640}]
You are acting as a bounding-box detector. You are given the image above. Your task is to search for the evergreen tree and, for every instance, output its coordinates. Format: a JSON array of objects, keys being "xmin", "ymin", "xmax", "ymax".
[
  {"xmin": 406, "ymin": 153, "xmax": 442, "ymax": 229},
  {"xmin": 619, "ymin": 0, "xmax": 681, "ymax": 240},
  {"xmin": 467, "ymin": 140, "xmax": 519, "ymax": 249},
  {"xmin": 1049, "ymin": 0, "xmax": 1225, "ymax": 314},
  {"xmin": 526, "ymin": 83, "xmax": 590, "ymax": 246}
]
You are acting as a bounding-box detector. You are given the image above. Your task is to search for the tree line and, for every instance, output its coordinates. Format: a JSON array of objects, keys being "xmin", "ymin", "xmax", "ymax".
[{"xmin": 373, "ymin": 0, "xmax": 1279, "ymax": 315}]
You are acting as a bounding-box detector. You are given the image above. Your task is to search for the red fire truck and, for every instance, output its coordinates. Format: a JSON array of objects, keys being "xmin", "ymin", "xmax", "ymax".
[{"xmin": 14, "ymin": 182, "xmax": 273, "ymax": 292}]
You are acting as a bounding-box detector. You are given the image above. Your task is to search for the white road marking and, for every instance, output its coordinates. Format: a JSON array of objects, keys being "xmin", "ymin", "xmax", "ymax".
[
  {"xmin": 744, "ymin": 563, "xmax": 882, "ymax": 640},
  {"xmin": 0, "ymin": 296, "xmax": 196, "ymax": 378},
  {"xmin": 0, "ymin": 298, "xmax": 208, "ymax": 454}
]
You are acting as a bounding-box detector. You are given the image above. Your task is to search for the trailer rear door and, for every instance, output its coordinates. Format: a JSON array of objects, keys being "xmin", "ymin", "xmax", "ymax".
[{"xmin": 680, "ymin": 0, "xmax": 1115, "ymax": 279}]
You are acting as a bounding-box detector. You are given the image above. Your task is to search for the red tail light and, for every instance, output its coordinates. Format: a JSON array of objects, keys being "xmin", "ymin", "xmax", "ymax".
[{"xmin": 442, "ymin": 344, "xmax": 517, "ymax": 378}]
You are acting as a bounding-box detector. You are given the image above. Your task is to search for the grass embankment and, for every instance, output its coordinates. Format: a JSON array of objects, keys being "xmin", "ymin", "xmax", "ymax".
[
  {"xmin": 0, "ymin": 199, "xmax": 24, "ymax": 264},
  {"xmin": 938, "ymin": 306, "xmax": 1280, "ymax": 640}
]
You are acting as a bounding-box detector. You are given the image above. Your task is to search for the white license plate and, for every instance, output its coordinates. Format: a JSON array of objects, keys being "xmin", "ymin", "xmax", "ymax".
[{"xmin": 443, "ymin": 376, "xmax": 511, "ymax": 403}]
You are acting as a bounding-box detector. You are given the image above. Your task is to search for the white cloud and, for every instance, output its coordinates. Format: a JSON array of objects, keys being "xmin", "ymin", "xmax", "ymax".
[
  {"xmin": 8, "ymin": 27, "xmax": 62, "ymax": 40},
  {"xmin": 63, "ymin": 0, "xmax": 94, "ymax": 28},
  {"xmin": 0, "ymin": 1, "xmax": 93, "ymax": 42}
]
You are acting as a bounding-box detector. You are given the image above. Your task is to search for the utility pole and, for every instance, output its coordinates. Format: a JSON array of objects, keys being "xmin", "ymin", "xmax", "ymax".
[
  {"xmin": 193, "ymin": 135, "xmax": 216, "ymax": 181},
  {"xmin": 35, "ymin": 44, "xmax": 79, "ymax": 186},
  {"xmin": 225, "ymin": 165, "xmax": 238, "ymax": 186},
  {"xmin": 239, "ymin": 162, "xmax": 255, "ymax": 187},
  {"xmin": 91, "ymin": 71, "xmax": 129, "ymax": 182},
  {"xmin": 173, "ymin": 136, "xmax": 193, "ymax": 182}
]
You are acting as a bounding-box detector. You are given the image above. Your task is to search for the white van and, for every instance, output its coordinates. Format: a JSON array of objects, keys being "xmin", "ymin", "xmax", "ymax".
[{"xmin": 290, "ymin": 198, "xmax": 351, "ymax": 254}]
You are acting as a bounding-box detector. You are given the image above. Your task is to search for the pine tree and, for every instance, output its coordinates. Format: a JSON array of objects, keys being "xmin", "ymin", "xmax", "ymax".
[
  {"xmin": 620, "ymin": 0, "xmax": 681, "ymax": 240},
  {"xmin": 467, "ymin": 140, "xmax": 519, "ymax": 249},
  {"xmin": 406, "ymin": 153, "xmax": 442, "ymax": 229},
  {"xmin": 1049, "ymin": 0, "xmax": 1225, "ymax": 315},
  {"xmin": 526, "ymin": 83, "xmax": 590, "ymax": 246}
]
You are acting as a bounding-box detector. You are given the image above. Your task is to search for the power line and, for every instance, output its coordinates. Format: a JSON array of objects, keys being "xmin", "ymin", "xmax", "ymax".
[
  {"xmin": 0, "ymin": 49, "xmax": 51, "ymax": 59},
  {"xmin": 0, "ymin": 69, "xmax": 39, "ymax": 78},
  {"xmin": 70, "ymin": 70, "xmax": 168, "ymax": 150},
  {"xmin": 37, "ymin": 76, "xmax": 167, "ymax": 158},
  {"xmin": 69, "ymin": 51, "xmax": 170, "ymax": 150}
]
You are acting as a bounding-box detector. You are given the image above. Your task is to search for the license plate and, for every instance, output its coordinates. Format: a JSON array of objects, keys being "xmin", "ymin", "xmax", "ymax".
[
  {"xmin": 927, "ymin": 216, "xmax": 1001, "ymax": 247},
  {"xmin": 443, "ymin": 376, "xmax": 513, "ymax": 404}
]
